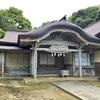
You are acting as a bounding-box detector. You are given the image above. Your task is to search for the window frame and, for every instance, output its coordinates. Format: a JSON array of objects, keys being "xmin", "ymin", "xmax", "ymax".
[
  {"xmin": 5, "ymin": 52, "xmax": 30, "ymax": 67},
  {"xmin": 74, "ymin": 52, "xmax": 93, "ymax": 67}
]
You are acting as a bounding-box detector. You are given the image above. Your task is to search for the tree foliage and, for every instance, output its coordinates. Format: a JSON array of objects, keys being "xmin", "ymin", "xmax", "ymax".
[
  {"xmin": 0, "ymin": 28, "xmax": 5, "ymax": 38},
  {"xmin": 0, "ymin": 10, "xmax": 16, "ymax": 29},
  {"xmin": 68, "ymin": 6, "xmax": 100, "ymax": 28},
  {"xmin": 41, "ymin": 20, "xmax": 58, "ymax": 27},
  {"xmin": 33, "ymin": 20, "xmax": 58, "ymax": 29},
  {"xmin": 0, "ymin": 7, "xmax": 32, "ymax": 31}
]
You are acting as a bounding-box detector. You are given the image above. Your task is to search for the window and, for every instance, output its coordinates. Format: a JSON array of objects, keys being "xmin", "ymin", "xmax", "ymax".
[
  {"xmin": 90, "ymin": 53, "xmax": 94, "ymax": 65},
  {"xmin": 6, "ymin": 53, "xmax": 30, "ymax": 67},
  {"xmin": 40, "ymin": 53, "xmax": 55, "ymax": 65},
  {"xmin": 74, "ymin": 53, "xmax": 93, "ymax": 66},
  {"xmin": 40, "ymin": 54, "xmax": 47, "ymax": 64},
  {"xmin": 39, "ymin": 53, "xmax": 55, "ymax": 68}
]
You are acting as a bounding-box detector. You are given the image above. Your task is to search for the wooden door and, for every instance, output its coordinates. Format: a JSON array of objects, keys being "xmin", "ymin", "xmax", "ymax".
[
  {"xmin": 55, "ymin": 56, "xmax": 64, "ymax": 69},
  {"xmin": 95, "ymin": 63, "xmax": 100, "ymax": 75}
]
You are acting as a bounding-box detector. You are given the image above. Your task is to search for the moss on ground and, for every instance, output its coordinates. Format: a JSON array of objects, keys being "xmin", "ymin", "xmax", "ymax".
[
  {"xmin": 86, "ymin": 81, "xmax": 100, "ymax": 88},
  {"xmin": 4, "ymin": 82, "xmax": 51, "ymax": 94},
  {"xmin": 0, "ymin": 78, "xmax": 80, "ymax": 100}
]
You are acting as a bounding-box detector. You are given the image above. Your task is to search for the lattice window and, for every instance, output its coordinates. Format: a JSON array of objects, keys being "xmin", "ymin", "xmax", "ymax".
[
  {"xmin": 74, "ymin": 53, "xmax": 91, "ymax": 66},
  {"xmin": 40, "ymin": 53, "xmax": 55, "ymax": 65},
  {"xmin": 6, "ymin": 53, "xmax": 30, "ymax": 67}
]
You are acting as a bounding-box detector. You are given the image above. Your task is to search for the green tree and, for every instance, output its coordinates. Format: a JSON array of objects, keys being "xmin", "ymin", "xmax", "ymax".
[
  {"xmin": 0, "ymin": 28, "xmax": 5, "ymax": 38},
  {"xmin": 75, "ymin": 18, "xmax": 86, "ymax": 28},
  {"xmin": 0, "ymin": 10, "xmax": 16, "ymax": 29},
  {"xmin": 0, "ymin": 7, "xmax": 32, "ymax": 30},
  {"xmin": 41, "ymin": 20, "xmax": 58, "ymax": 27},
  {"xmin": 33, "ymin": 20, "xmax": 58, "ymax": 29},
  {"xmin": 68, "ymin": 6, "xmax": 100, "ymax": 28},
  {"xmin": 96, "ymin": 9, "xmax": 100, "ymax": 20},
  {"xmin": 7, "ymin": 7, "xmax": 32, "ymax": 30}
]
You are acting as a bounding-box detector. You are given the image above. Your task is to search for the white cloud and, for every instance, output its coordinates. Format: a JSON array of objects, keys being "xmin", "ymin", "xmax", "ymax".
[{"xmin": 0, "ymin": 0, "xmax": 100, "ymax": 27}]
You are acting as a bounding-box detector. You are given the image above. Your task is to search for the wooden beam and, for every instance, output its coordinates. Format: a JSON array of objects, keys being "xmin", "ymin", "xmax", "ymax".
[
  {"xmin": 37, "ymin": 40, "xmax": 79, "ymax": 47},
  {"xmin": 36, "ymin": 47, "xmax": 79, "ymax": 52}
]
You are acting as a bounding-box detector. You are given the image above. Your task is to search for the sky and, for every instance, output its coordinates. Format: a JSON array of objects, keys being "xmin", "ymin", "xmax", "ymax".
[{"xmin": 0, "ymin": 0, "xmax": 100, "ymax": 27}]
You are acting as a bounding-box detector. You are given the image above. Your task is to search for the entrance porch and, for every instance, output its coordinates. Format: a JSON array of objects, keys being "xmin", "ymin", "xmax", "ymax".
[
  {"xmin": 36, "ymin": 51, "xmax": 95, "ymax": 76},
  {"xmin": 18, "ymin": 17, "xmax": 100, "ymax": 78}
]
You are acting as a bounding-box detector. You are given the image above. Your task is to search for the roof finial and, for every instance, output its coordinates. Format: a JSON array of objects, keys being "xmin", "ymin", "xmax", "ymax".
[{"xmin": 59, "ymin": 15, "xmax": 67, "ymax": 21}]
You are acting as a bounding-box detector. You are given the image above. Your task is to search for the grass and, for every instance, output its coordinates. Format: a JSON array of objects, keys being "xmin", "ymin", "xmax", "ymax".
[
  {"xmin": 3, "ymin": 82, "xmax": 51, "ymax": 94},
  {"xmin": 0, "ymin": 77, "xmax": 23, "ymax": 85},
  {"xmin": 86, "ymin": 81, "xmax": 100, "ymax": 88},
  {"xmin": 0, "ymin": 77, "xmax": 87, "ymax": 100},
  {"xmin": 0, "ymin": 79, "xmax": 79, "ymax": 100},
  {"xmin": 0, "ymin": 77, "xmax": 100, "ymax": 100},
  {"xmin": 0, "ymin": 79, "xmax": 51, "ymax": 95},
  {"xmin": 0, "ymin": 79, "xmax": 11, "ymax": 85}
]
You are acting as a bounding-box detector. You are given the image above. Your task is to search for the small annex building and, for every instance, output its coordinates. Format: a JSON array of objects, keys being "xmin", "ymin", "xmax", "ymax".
[
  {"xmin": 84, "ymin": 20, "xmax": 100, "ymax": 76},
  {"xmin": 0, "ymin": 17, "xmax": 100, "ymax": 78}
]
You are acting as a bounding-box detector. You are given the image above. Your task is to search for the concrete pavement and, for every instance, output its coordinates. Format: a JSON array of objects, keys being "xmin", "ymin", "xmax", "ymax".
[{"xmin": 53, "ymin": 81, "xmax": 100, "ymax": 100}]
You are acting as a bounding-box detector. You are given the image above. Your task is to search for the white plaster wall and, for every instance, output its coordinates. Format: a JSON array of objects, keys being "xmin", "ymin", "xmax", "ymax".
[
  {"xmin": 94, "ymin": 50, "xmax": 100, "ymax": 62},
  {"xmin": 64, "ymin": 52, "xmax": 72, "ymax": 64}
]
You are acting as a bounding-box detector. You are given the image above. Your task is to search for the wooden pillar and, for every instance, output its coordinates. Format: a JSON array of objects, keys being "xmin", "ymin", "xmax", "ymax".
[
  {"xmin": 2, "ymin": 53, "xmax": 4, "ymax": 77},
  {"xmin": 32, "ymin": 43, "xmax": 37, "ymax": 79},
  {"xmin": 79, "ymin": 48, "xmax": 82, "ymax": 77},
  {"xmin": 72, "ymin": 52, "xmax": 75, "ymax": 76},
  {"xmin": 33, "ymin": 49, "xmax": 37, "ymax": 79},
  {"xmin": 31, "ymin": 51, "xmax": 34, "ymax": 76}
]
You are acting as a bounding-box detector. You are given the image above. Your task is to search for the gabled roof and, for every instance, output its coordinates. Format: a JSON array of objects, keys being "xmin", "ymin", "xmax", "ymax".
[
  {"xmin": 84, "ymin": 20, "xmax": 100, "ymax": 36},
  {"xmin": 19, "ymin": 21, "xmax": 100, "ymax": 43}
]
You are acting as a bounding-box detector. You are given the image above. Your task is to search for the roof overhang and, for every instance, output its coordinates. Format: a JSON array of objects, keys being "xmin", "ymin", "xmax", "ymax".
[{"xmin": 19, "ymin": 28, "xmax": 100, "ymax": 47}]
